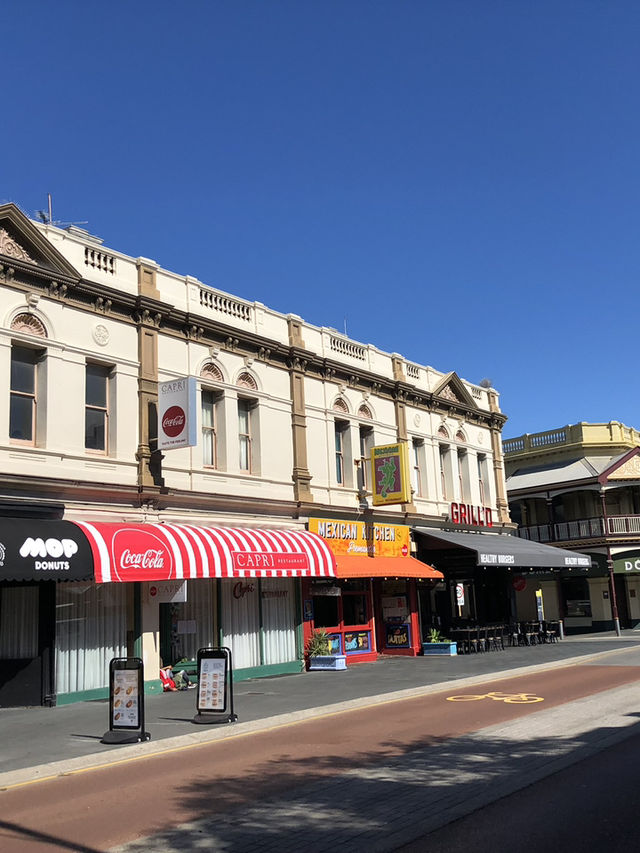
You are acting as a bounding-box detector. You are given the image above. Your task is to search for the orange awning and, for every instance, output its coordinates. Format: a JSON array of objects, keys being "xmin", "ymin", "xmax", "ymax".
[{"xmin": 335, "ymin": 555, "xmax": 443, "ymax": 580}]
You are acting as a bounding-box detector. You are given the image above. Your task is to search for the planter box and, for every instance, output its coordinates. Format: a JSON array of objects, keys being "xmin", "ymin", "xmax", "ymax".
[
  {"xmin": 308, "ymin": 654, "xmax": 347, "ymax": 671},
  {"xmin": 422, "ymin": 642, "xmax": 457, "ymax": 656}
]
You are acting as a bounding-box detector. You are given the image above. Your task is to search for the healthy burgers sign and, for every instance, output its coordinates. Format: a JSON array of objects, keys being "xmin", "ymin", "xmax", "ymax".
[{"xmin": 158, "ymin": 377, "xmax": 197, "ymax": 451}]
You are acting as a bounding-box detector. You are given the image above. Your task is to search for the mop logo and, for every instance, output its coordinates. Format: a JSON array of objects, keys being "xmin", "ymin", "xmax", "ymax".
[
  {"xmin": 19, "ymin": 537, "xmax": 79, "ymax": 571},
  {"xmin": 0, "ymin": 541, "xmax": 5, "ymax": 566}
]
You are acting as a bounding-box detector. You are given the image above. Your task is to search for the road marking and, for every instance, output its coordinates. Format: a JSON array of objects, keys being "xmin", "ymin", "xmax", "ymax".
[{"xmin": 446, "ymin": 691, "xmax": 544, "ymax": 704}]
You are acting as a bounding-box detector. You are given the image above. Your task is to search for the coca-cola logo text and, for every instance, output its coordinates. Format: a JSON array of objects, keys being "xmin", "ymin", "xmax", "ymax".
[
  {"xmin": 120, "ymin": 548, "xmax": 165, "ymax": 571},
  {"xmin": 162, "ymin": 406, "xmax": 186, "ymax": 437},
  {"xmin": 111, "ymin": 529, "xmax": 173, "ymax": 581}
]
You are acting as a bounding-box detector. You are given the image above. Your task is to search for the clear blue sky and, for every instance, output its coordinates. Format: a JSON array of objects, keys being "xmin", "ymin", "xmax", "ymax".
[{"xmin": 3, "ymin": 2, "xmax": 639, "ymax": 438}]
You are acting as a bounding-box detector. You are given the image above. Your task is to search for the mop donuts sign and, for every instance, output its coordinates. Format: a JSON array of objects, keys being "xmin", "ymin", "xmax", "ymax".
[
  {"xmin": 111, "ymin": 528, "xmax": 174, "ymax": 582},
  {"xmin": 158, "ymin": 377, "xmax": 197, "ymax": 450}
]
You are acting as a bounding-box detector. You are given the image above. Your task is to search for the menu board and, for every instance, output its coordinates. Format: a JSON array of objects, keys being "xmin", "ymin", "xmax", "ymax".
[
  {"xmin": 198, "ymin": 656, "xmax": 227, "ymax": 712},
  {"xmin": 112, "ymin": 669, "xmax": 140, "ymax": 729}
]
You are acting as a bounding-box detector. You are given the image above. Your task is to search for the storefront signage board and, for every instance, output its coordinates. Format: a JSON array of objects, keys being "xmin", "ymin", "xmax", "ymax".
[
  {"xmin": 613, "ymin": 551, "xmax": 640, "ymax": 574},
  {"xmin": 193, "ymin": 647, "xmax": 238, "ymax": 725},
  {"xmin": 0, "ymin": 519, "xmax": 94, "ymax": 582},
  {"xmin": 344, "ymin": 631, "xmax": 371, "ymax": 653},
  {"xmin": 370, "ymin": 443, "xmax": 411, "ymax": 506},
  {"xmin": 158, "ymin": 376, "xmax": 197, "ymax": 451},
  {"xmin": 309, "ymin": 519, "xmax": 410, "ymax": 558},
  {"xmin": 450, "ymin": 502, "xmax": 493, "ymax": 527},
  {"xmin": 147, "ymin": 580, "xmax": 187, "ymax": 603},
  {"xmin": 385, "ymin": 623, "xmax": 411, "ymax": 648},
  {"xmin": 101, "ymin": 657, "xmax": 150, "ymax": 744}
]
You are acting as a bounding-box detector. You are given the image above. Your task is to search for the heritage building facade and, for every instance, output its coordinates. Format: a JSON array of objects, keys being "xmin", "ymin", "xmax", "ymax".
[{"xmin": 0, "ymin": 202, "xmax": 511, "ymax": 706}]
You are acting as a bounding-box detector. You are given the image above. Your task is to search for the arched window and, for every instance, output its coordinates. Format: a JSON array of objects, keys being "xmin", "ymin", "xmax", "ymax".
[
  {"xmin": 10, "ymin": 313, "xmax": 47, "ymax": 338},
  {"xmin": 236, "ymin": 371, "xmax": 258, "ymax": 391},
  {"xmin": 200, "ymin": 362, "xmax": 223, "ymax": 383},
  {"xmin": 333, "ymin": 398, "xmax": 349, "ymax": 414},
  {"xmin": 455, "ymin": 429, "xmax": 467, "ymax": 443},
  {"xmin": 437, "ymin": 425, "xmax": 449, "ymax": 440},
  {"xmin": 358, "ymin": 404, "xmax": 372, "ymax": 419}
]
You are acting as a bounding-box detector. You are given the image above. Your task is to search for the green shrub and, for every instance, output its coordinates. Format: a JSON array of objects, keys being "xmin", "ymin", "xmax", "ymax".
[{"xmin": 306, "ymin": 628, "xmax": 332, "ymax": 657}]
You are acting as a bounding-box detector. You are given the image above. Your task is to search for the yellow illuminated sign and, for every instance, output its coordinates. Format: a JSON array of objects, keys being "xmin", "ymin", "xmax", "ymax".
[
  {"xmin": 370, "ymin": 442, "xmax": 411, "ymax": 506},
  {"xmin": 308, "ymin": 518, "xmax": 410, "ymax": 558}
]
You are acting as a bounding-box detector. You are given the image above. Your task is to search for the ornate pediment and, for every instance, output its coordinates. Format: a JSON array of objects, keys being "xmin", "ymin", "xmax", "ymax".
[
  {"xmin": 0, "ymin": 203, "xmax": 80, "ymax": 279},
  {"xmin": 432, "ymin": 372, "xmax": 476, "ymax": 410},
  {"xmin": 608, "ymin": 455, "xmax": 640, "ymax": 480},
  {"xmin": 0, "ymin": 228, "xmax": 36, "ymax": 263}
]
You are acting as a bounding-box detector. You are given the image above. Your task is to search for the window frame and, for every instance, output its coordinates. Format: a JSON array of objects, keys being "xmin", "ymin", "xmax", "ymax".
[
  {"xmin": 85, "ymin": 362, "xmax": 110, "ymax": 454},
  {"xmin": 334, "ymin": 419, "xmax": 349, "ymax": 485},
  {"xmin": 358, "ymin": 425, "xmax": 374, "ymax": 490},
  {"xmin": 439, "ymin": 444, "xmax": 449, "ymax": 500},
  {"xmin": 238, "ymin": 397, "xmax": 254, "ymax": 473},
  {"xmin": 202, "ymin": 388, "xmax": 219, "ymax": 468},
  {"xmin": 412, "ymin": 438, "xmax": 424, "ymax": 497},
  {"xmin": 9, "ymin": 345, "xmax": 41, "ymax": 446}
]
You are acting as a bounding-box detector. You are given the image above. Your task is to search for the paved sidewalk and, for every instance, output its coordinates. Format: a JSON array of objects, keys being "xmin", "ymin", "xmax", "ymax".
[{"xmin": 2, "ymin": 632, "xmax": 640, "ymax": 791}]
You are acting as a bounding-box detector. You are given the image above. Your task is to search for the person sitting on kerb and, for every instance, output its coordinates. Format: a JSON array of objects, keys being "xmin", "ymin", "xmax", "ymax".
[{"xmin": 159, "ymin": 662, "xmax": 196, "ymax": 691}]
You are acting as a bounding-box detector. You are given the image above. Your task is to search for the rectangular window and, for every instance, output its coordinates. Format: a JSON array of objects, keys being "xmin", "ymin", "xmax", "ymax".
[
  {"xmin": 10, "ymin": 346, "xmax": 39, "ymax": 443},
  {"xmin": 457, "ymin": 450, "xmax": 467, "ymax": 502},
  {"xmin": 335, "ymin": 421, "xmax": 347, "ymax": 484},
  {"xmin": 478, "ymin": 454, "xmax": 486, "ymax": 504},
  {"xmin": 85, "ymin": 363, "xmax": 110, "ymax": 452},
  {"xmin": 238, "ymin": 399, "xmax": 252, "ymax": 472},
  {"xmin": 439, "ymin": 445, "xmax": 449, "ymax": 500},
  {"xmin": 359, "ymin": 426, "xmax": 373, "ymax": 489},
  {"xmin": 412, "ymin": 439, "xmax": 424, "ymax": 497},
  {"xmin": 202, "ymin": 390, "xmax": 218, "ymax": 467}
]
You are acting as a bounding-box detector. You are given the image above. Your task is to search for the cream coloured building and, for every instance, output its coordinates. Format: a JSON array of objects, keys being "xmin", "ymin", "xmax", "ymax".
[{"xmin": 0, "ymin": 201, "xmax": 514, "ymax": 707}]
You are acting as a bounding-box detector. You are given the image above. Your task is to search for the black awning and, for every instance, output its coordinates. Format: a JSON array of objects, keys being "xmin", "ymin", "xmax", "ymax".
[
  {"xmin": 414, "ymin": 528, "xmax": 592, "ymax": 569},
  {"xmin": 0, "ymin": 520, "xmax": 94, "ymax": 581}
]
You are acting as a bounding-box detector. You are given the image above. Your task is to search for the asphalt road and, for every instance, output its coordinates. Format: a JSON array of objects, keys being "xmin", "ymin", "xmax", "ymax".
[{"xmin": 1, "ymin": 657, "xmax": 640, "ymax": 852}]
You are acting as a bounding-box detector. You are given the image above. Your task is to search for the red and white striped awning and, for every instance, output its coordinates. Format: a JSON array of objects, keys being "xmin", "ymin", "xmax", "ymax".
[{"xmin": 73, "ymin": 522, "xmax": 337, "ymax": 583}]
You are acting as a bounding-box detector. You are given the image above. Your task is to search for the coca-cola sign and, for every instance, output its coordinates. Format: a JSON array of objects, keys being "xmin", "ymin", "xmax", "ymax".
[
  {"xmin": 162, "ymin": 406, "xmax": 186, "ymax": 438},
  {"xmin": 111, "ymin": 528, "xmax": 174, "ymax": 581},
  {"xmin": 158, "ymin": 376, "xmax": 197, "ymax": 451}
]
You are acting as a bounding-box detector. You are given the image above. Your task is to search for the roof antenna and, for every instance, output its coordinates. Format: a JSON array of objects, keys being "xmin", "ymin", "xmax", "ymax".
[
  {"xmin": 344, "ymin": 317, "xmax": 348, "ymax": 336},
  {"xmin": 36, "ymin": 193, "xmax": 88, "ymax": 228}
]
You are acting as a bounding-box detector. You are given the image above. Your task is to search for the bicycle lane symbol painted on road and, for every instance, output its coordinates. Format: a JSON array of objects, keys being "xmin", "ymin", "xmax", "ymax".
[{"xmin": 446, "ymin": 691, "xmax": 544, "ymax": 704}]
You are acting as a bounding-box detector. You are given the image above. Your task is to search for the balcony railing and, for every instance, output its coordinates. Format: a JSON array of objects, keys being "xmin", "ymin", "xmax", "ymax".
[{"xmin": 516, "ymin": 515, "xmax": 640, "ymax": 542}]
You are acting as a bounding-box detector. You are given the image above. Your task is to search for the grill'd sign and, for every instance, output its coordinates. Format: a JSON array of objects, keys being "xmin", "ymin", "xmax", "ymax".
[{"xmin": 158, "ymin": 377, "xmax": 197, "ymax": 451}]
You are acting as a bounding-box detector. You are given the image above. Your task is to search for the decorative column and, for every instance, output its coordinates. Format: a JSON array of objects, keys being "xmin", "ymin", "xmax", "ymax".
[
  {"xmin": 392, "ymin": 356, "xmax": 416, "ymax": 514},
  {"xmin": 135, "ymin": 258, "xmax": 163, "ymax": 489},
  {"xmin": 287, "ymin": 317, "xmax": 313, "ymax": 503},
  {"xmin": 487, "ymin": 389, "xmax": 510, "ymax": 524}
]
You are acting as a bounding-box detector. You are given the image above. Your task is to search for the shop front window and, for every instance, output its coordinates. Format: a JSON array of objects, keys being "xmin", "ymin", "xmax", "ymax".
[
  {"xmin": 313, "ymin": 594, "xmax": 340, "ymax": 628},
  {"xmin": 55, "ymin": 582, "xmax": 130, "ymax": 695}
]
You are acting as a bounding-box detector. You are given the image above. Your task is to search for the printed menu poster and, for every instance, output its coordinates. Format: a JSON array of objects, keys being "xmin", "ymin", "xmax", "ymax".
[
  {"xmin": 112, "ymin": 669, "xmax": 140, "ymax": 728},
  {"xmin": 198, "ymin": 656, "xmax": 226, "ymax": 712}
]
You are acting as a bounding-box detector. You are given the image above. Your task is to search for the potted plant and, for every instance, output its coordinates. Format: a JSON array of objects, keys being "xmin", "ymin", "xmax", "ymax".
[
  {"xmin": 306, "ymin": 629, "xmax": 347, "ymax": 671},
  {"xmin": 422, "ymin": 627, "xmax": 457, "ymax": 656}
]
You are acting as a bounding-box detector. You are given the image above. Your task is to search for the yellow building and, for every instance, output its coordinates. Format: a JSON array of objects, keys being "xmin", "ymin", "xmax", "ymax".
[{"xmin": 505, "ymin": 422, "xmax": 640, "ymax": 633}]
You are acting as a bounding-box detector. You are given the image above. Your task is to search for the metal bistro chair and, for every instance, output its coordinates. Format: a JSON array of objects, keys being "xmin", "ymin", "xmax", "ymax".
[{"xmin": 541, "ymin": 621, "xmax": 558, "ymax": 644}]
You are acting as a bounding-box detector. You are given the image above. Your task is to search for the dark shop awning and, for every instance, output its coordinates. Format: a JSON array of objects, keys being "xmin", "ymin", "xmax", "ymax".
[
  {"xmin": 0, "ymin": 519, "xmax": 94, "ymax": 581},
  {"xmin": 414, "ymin": 528, "xmax": 592, "ymax": 569}
]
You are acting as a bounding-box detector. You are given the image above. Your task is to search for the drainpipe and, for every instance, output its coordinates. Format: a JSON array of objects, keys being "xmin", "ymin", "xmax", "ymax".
[{"xmin": 600, "ymin": 487, "xmax": 621, "ymax": 637}]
